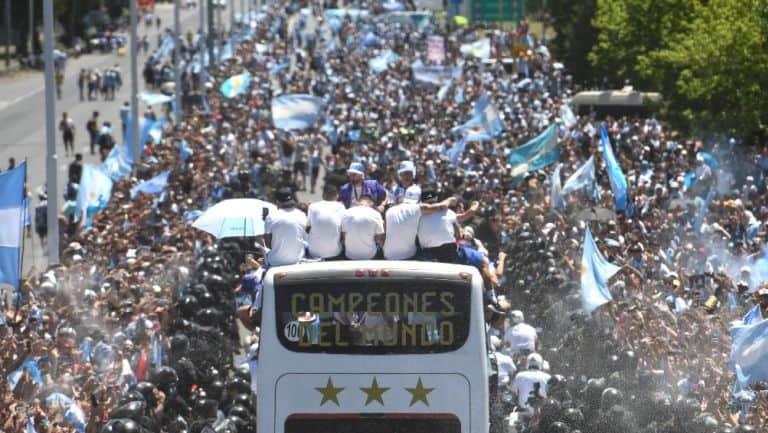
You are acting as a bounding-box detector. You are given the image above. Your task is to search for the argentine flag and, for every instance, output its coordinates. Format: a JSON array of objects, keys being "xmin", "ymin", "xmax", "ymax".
[
  {"xmin": 220, "ymin": 71, "xmax": 252, "ymax": 98},
  {"xmin": 459, "ymin": 38, "xmax": 491, "ymax": 59},
  {"xmin": 580, "ymin": 226, "xmax": 621, "ymax": 314},
  {"xmin": 0, "ymin": 161, "xmax": 26, "ymax": 290},
  {"xmin": 271, "ymin": 94, "xmax": 325, "ymax": 130},
  {"xmin": 75, "ymin": 164, "xmax": 113, "ymax": 227}
]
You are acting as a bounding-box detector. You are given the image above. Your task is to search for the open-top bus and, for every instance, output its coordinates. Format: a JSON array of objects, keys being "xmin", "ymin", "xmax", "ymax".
[{"xmin": 257, "ymin": 260, "xmax": 489, "ymax": 433}]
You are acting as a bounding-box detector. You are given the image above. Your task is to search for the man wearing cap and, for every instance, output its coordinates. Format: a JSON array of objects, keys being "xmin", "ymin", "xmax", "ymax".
[
  {"xmin": 262, "ymin": 187, "xmax": 308, "ymax": 266},
  {"xmin": 338, "ymin": 162, "xmax": 388, "ymax": 210},
  {"xmin": 383, "ymin": 196, "xmax": 457, "ymax": 260},
  {"xmin": 340, "ymin": 194, "xmax": 385, "ymax": 260},
  {"xmin": 307, "ymin": 184, "xmax": 346, "ymax": 259},
  {"xmin": 392, "ymin": 161, "xmax": 422, "ymax": 205},
  {"xmin": 417, "ymin": 184, "xmax": 461, "ymax": 263},
  {"xmin": 510, "ymin": 352, "xmax": 550, "ymax": 409},
  {"xmin": 503, "ymin": 310, "xmax": 537, "ymax": 356}
]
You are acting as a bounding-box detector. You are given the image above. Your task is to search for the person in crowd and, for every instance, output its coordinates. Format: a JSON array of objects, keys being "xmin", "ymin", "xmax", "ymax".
[
  {"xmin": 338, "ymin": 162, "xmax": 388, "ymax": 210},
  {"xmin": 510, "ymin": 353, "xmax": 551, "ymax": 410},
  {"xmin": 307, "ymin": 184, "xmax": 346, "ymax": 260},
  {"xmin": 59, "ymin": 112, "xmax": 76, "ymax": 157},
  {"xmin": 416, "ymin": 184, "xmax": 461, "ymax": 263},
  {"xmin": 392, "ymin": 160, "xmax": 421, "ymax": 204},
  {"xmin": 340, "ymin": 193, "xmax": 385, "ymax": 260},
  {"xmin": 261, "ymin": 187, "xmax": 308, "ymax": 267},
  {"xmin": 68, "ymin": 153, "xmax": 83, "ymax": 185},
  {"xmin": 86, "ymin": 111, "xmax": 99, "ymax": 156},
  {"xmin": 504, "ymin": 310, "xmax": 537, "ymax": 357}
]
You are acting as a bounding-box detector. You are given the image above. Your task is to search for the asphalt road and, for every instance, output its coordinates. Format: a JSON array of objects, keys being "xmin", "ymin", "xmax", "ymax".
[{"xmin": 0, "ymin": 3, "xmax": 232, "ymax": 274}]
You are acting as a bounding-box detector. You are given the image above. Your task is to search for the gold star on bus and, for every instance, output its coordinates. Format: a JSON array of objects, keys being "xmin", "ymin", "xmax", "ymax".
[
  {"xmin": 360, "ymin": 377, "xmax": 389, "ymax": 406},
  {"xmin": 315, "ymin": 377, "xmax": 344, "ymax": 406},
  {"xmin": 405, "ymin": 377, "xmax": 434, "ymax": 407}
]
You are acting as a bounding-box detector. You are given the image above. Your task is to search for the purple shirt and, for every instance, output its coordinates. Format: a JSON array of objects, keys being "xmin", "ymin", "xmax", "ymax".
[{"xmin": 339, "ymin": 180, "xmax": 388, "ymax": 208}]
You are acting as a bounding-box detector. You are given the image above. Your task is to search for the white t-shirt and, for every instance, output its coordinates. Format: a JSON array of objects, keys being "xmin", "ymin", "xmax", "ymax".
[
  {"xmin": 403, "ymin": 184, "xmax": 421, "ymax": 204},
  {"xmin": 510, "ymin": 369, "xmax": 550, "ymax": 408},
  {"xmin": 341, "ymin": 205, "xmax": 384, "ymax": 259},
  {"xmin": 494, "ymin": 352, "xmax": 517, "ymax": 386},
  {"xmin": 383, "ymin": 203, "xmax": 422, "ymax": 260},
  {"xmin": 417, "ymin": 209, "xmax": 457, "ymax": 248},
  {"xmin": 265, "ymin": 207, "xmax": 308, "ymax": 266},
  {"xmin": 504, "ymin": 323, "xmax": 537, "ymax": 354},
  {"xmin": 307, "ymin": 200, "xmax": 346, "ymax": 258}
]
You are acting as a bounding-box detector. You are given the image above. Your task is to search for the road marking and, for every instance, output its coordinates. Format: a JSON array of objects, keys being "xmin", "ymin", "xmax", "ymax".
[{"xmin": 0, "ymin": 86, "xmax": 45, "ymax": 112}]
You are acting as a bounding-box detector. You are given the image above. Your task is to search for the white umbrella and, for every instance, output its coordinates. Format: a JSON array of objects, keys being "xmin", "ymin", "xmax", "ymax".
[{"xmin": 192, "ymin": 198, "xmax": 277, "ymax": 238}]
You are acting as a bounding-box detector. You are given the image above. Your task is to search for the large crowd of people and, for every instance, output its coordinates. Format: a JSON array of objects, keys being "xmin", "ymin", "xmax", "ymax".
[{"xmin": 2, "ymin": 2, "xmax": 768, "ymax": 433}]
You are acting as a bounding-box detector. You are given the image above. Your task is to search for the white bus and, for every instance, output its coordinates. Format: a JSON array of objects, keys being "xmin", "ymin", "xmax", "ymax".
[{"xmin": 257, "ymin": 260, "xmax": 489, "ymax": 433}]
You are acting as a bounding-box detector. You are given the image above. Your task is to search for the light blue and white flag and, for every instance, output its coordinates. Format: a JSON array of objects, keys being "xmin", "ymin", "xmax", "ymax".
[
  {"xmin": 180, "ymin": 139, "xmax": 193, "ymax": 164},
  {"xmin": 139, "ymin": 91, "xmax": 173, "ymax": 106},
  {"xmin": 25, "ymin": 417, "xmax": 37, "ymax": 433},
  {"xmin": 437, "ymin": 79, "xmax": 452, "ymax": 101},
  {"xmin": 560, "ymin": 103, "xmax": 578, "ymax": 128},
  {"xmin": 75, "ymin": 164, "xmax": 113, "ymax": 226},
  {"xmin": 0, "ymin": 162, "xmax": 25, "ymax": 290},
  {"xmin": 101, "ymin": 145, "xmax": 132, "ymax": 181},
  {"xmin": 220, "ymin": 71, "xmax": 252, "ymax": 98},
  {"xmin": 153, "ymin": 33, "xmax": 175, "ymax": 62},
  {"xmin": 561, "ymin": 156, "xmax": 596, "ymax": 196},
  {"xmin": 601, "ymin": 125, "xmax": 629, "ymax": 211},
  {"xmin": 7, "ymin": 357, "xmax": 43, "ymax": 390},
  {"xmin": 448, "ymin": 137, "xmax": 466, "ymax": 167},
  {"xmin": 550, "ymin": 163, "xmax": 565, "ymax": 209},
  {"xmin": 131, "ymin": 171, "xmax": 171, "ymax": 199},
  {"xmin": 451, "ymin": 93, "xmax": 505, "ymax": 142},
  {"xmin": 411, "ymin": 60, "xmax": 459, "ymax": 85},
  {"xmin": 459, "ymin": 38, "xmax": 491, "ymax": 59},
  {"xmin": 731, "ymin": 317, "xmax": 768, "ymax": 386},
  {"xmin": 454, "ymin": 85, "xmax": 465, "ymax": 104},
  {"xmin": 271, "ymin": 94, "xmax": 325, "ymax": 130},
  {"xmin": 151, "ymin": 334, "xmax": 164, "ymax": 367},
  {"xmin": 64, "ymin": 401, "xmax": 86, "ymax": 433},
  {"xmin": 507, "ymin": 124, "xmax": 560, "ymax": 178},
  {"xmin": 581, "ymin": 226, "xmax": 621, "ymax": 314},
  {"xmin": 742, "ymin": 305, "xmax": 764, "ymax": 325},
  {"xmin": 369, "ymin": 49, "xmax": 399, "ymax": 74}
]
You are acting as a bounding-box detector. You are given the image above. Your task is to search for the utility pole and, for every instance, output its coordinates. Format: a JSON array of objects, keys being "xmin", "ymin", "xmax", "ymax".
[
  {"xmin": 5, "ymin": 0, "xmax": 11, "ymax": 68},
  {"xmin": 28, "ymin": 0, "xmax": 34, "ymax": 56},
  {"xmin": 230, "ymin": 0, "xmax": 235, "ymax": 31},
  {"xmin": 42, "ymin": 0, "xmax": 58, "ymax": 265},
  {"xmin": 174, "ymin": 0, "xmax": 182, "ymax": 122},
  {"xmin": 199, "ymin": 0, "xmax": 207, "ymax": 92},
  {"xmin": 130, "ymin": 0, "xmax": 140, "ymax": 168},
  {"xmin": 207, "ymin": 0, "xmax": 215, "ymax": 67}
]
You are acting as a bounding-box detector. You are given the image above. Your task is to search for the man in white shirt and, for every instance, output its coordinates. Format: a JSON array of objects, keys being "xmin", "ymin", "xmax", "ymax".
[
  {"xmin": 341, "ymin": 194, "xmax": 385, "ymax": 260},
  {"xmin": 383, "ymin": 196, "xmax": 457, "ymax": 260},
  {"xmin": 503, "ymin": 310, "xmax": 537, "ymax": 355},
  {"xmin": 307, "ymin": 184, "xmax": 346, "ymax": 259},
  {"xmin": 262, "ymin": 187, "xmax": 308, "ymax": 266},
  {"xmin": 393, "ymin": 160, "xmax": 422, "ymax": 204},
  {"xmin": 510, "ymin": 353, "xmax": 550, "ymax": 409},
  {"xmin": 417, "ymin": 185, "xmax": 461, "ymax": 263}
]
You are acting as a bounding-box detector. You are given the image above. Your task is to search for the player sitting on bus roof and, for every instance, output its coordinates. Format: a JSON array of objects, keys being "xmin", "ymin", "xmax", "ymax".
[
  {"xmin": 340, "ymin": 193, "xmax": 385, "ymax": 260},
  {"xmin": 261, "ymin": 187, "xmax": 308, "ymax": 267},
  {"xmin": 383, "ymin": 195, "xmax": 457, "ymax": 260},
  {"xmin": 307, "ymin": 184, "xmax": 346, "ymax": 260}
]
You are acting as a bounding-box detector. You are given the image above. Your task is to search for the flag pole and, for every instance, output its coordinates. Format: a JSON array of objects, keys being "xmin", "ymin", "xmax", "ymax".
[{"xmin": 14, "ymin": 160, "xmax": 28, "ymax": 323}]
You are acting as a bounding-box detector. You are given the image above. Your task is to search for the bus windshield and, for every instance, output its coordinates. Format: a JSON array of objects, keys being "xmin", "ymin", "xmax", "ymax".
[{"xmin": 274, "ymin": 280, "xmax": 471, "ymax": 354}]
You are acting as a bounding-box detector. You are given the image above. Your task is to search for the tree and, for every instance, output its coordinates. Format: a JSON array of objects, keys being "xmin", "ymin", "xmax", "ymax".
[
  {"xmin": 588, "ymin": 0, "xmax": 700, "ymax": 89},
  {"xmin": 547, "ymin": 0, "xmax": 598, "ymax": 86},
  {"xmin": 644, "ymin": 0, "xmax": 768, "ymax": 142}
]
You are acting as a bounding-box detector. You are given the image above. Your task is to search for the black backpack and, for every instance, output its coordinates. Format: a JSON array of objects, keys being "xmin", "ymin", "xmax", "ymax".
[{"xmin": 35, "ymin": 203, "xmax": 47, "ymax": 233}]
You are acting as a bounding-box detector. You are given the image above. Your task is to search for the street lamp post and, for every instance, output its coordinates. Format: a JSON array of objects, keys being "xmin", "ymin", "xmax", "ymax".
[
  {"xmin": 28, "ymin": 0, "xmax": 34, "ymax": 57},
  {"xmin": 42, "ymin": 0, "xmax": 58, "ymax": 265},
  {"xmin": 130, "ymin": 0, "xmax": 140, "ymax": 170},
  {"xmin": 174, "ymin": 0, "xmax": 182, "ymax": 122}
]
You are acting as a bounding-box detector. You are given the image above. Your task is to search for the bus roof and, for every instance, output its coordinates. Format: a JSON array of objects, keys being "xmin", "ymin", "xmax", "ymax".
[
  {"xmin": 571, "ymin": 86, "xmax": 662, "ymax": 108},
  {"xmin": 266, "ymin": 260, "xmax": 478, "ymax": 284}
]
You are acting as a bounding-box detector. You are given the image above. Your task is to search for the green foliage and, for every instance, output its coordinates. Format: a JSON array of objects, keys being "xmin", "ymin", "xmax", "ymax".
[
  {"xmin": 587, "ymin": 0, "xmax": 767, "ymax": 141},
  {"xmin": 546, "ymin": 0, "xmax": 597, "ymax": 85}
]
